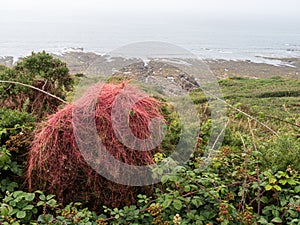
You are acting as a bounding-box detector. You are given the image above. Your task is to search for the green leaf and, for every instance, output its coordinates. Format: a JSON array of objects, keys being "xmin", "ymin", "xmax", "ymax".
[
  {"xmin": 184, "ymin": 185, "xmax": 190, "ymax": 192},
  {"xmin": 187, "ymin": 212, "xmax": 195, "ymax": 219},
  {"xmin": 260, "ymin": 196, "xmax": 269, "ymax": 204},
  {"xmin": 251, "ymin": 150, "xmax": 261, "ymax": 157},
  {"xmin": 25, "ymin": 193, "xmax": 35, "ymax": 201},
  {"xmin": 38, "ymin": 214, "xmax": 46, "ymax": 223},
  {"xmin": 38, "ymin": 214, "xmax": 53, "ymax": 223},
  {"xmin": 161, "ymin": 175, "xmax": 169, "ymax": 184},
  {"xmin": 39, "ymin": 194, "xmax": 46, "ymax": 201},
  {"xmin": 192, "ymin": 197, "xmax": 203, "ymax": 208},
  {"xmin": 162, "ymin": 198, "xmax": 172, "ymax": 208},
  {"xmin": 275, "ymin": 171, "xmax": 286, "ymax": 178},
  {"xmin": 17, "ymin": 200, "xmax": 28, "ymax": 209},
  {"xmin": 273, "ymin": 185, "xmax": 282, "ymax": 191},
  {"xmin": 46, "ymin": 199, "xmax": 57, "ymax": 207},
  {"xmin": 173, "ymin": 199, "xmax": 182, "ymax": 211},
  {"xmin": 278, "ymin": 179, "xmax": 287, "ymax": 185},
  {"xmin": 264, "ymin": 171, "xmax": 273, "ymax": 178},
  {"xmin": 37, "ymin": 201, "xmax": 45, "ymax": 206},
  {"xmin": 271, "ymin": 217, "xmax": 282, "ymax": 223},
  {"xmin": 287, "ymin": 178, "xmax": 297, "ymax": 185},
  {"xmin": 74, "ymin": 202, "xmax": 82, "ymax": 207},
  {"xmin": 12, "ymin": 191, "xmax": 24, "ymax": 198},
  {"xmin": 269, "ymin": 177, "xmax": 277, "ymax": 184},
  {"xmin": 258, "ymin": 217, "xmax": 268, "ymax": 224},
  {"xmin": 46, "ymin": 194, "xmax": 55, "ymax": 200},
  {"xmin": 169, "ymin": 175, "xmax": 178, "ymax": 182},
  {"xmin": 16, "ymin": 210, "xmax": 26, "ymax": 219},
  {"xmin": 294, "ymin": 185, "xmax": 300, "ymax": 193},
  {"xmin": 265, "ymin": 184, "xmax": 273, "ymax": 191},
  {"xmin": 213, "ymin": 162, "xmax": 222, "ymax": 169},
  {"xmin": 1, "ymin": 207, "xmax": 9, "ymax": 216},
  {"xmin": 23, "ymin": 205, "xmax": 34, "ymax": 210},
  {"xmin": 32, "ymin": 208, "xmax": 38, "ymax": 214},
  {"xmin": 34, "ymin": 190, "xmax": 43, "ymax": 194}
]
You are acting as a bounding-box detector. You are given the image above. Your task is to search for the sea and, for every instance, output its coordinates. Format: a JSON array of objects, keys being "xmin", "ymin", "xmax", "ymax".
[{"xmin": 1, "ymin": 13, "xmax": 300, "ymax": 66}]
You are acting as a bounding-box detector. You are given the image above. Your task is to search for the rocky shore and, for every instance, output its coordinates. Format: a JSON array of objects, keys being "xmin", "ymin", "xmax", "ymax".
[
  {"xmin": 2, "ymin": 52, "xmax": 299, "ymax": 79},
  {"xmin": 1, "ymin": 52, "xmax": 299, "ymax": 96},
  {"xmin": 53, "ymin": 52, "xmax": 300, "ymax": 79},
  {"xmin": 0, "ymin": 56, "xmax": 14, "ymax": 67}
]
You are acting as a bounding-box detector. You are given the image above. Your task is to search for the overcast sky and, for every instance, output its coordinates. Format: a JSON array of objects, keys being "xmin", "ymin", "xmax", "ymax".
[
  {"xmin": 1, "ymin": 0, "xmax": 300, "ymax": 21},
  {"xmin": 0, "ymin": 0, "xmax": 299, "ymax": 58}
]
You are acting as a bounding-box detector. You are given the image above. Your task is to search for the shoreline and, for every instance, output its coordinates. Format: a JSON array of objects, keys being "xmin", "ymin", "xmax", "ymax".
[
  {"xmin": 1, "ymin": 52, "xmax": 299, "ymax": 80},
  {"xmin": 205, "ymin": 58, "xmax": 300, "ymax": 79}
]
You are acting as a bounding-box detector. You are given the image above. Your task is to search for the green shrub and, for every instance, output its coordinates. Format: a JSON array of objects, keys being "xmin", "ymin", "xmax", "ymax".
[
  {"xmin": 0, "ymin": 65, "xmax": 7, "ymax": 72},
  {"xmin": 0, "ymin": 108, "xmax": 36, "ymax": 145},
  {"xmin": 260, "ymin": 134, "xmax": 300, "ymax": 171},
  {"xmin": 0, "ymin": 146, "xmax": 22, "ymax": 198},
  {"xmin": 0, "ymin": 109, "xmax": 36, "ymax": 198},
  {"xmin": 0, "ymin": 51, "xmax": 73, "ymax": 117}
]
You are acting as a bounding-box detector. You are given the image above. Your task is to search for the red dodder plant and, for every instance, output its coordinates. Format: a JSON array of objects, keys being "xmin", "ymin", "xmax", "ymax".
[{"xmin": 27, "ymin": 81, "xmax": 166, "ymax": 209}]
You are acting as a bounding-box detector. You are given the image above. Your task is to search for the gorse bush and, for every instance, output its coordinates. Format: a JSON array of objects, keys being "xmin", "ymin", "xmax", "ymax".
[
  {"xmin": 0, "ymin": 51, "xmax": 73, "ymax": 118},
  {"xmin": 14, "ymin": 51, "xmax": 73, "ymax": 96}
]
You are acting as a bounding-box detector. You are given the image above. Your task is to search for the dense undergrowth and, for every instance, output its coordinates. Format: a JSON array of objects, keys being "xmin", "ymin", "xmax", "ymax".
[{"xmin": 1, "ymin": 53, "xmax": 300, "ymax": 224}]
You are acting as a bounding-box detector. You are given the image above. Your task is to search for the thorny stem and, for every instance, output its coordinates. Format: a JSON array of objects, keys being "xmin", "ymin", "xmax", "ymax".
[
  {"xmin": 238, "ymin": 132, "xmax": 248, "ymax": 213},
  {"xmin": 0, "ymin": 80, "xmax": 68, "ymax": 104},
  {"xmin": 248, "ymin": 119, "xmax": 262, "ymax": 221}
]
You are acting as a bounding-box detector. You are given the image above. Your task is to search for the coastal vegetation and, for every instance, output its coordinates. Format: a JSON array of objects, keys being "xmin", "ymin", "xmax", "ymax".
[{"xmin": 0, "ymin": 52, "xmax": 300, "ymax": 224}]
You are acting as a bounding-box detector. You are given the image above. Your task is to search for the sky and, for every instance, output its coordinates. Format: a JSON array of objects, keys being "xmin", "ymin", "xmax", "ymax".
[
  {"xmin": 0, "ymin": 0, "xmax": 299, "ymax": 58},
  {"xmin": 1, "ymin": 0, "xmax": 300, "ymax": 22}
]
